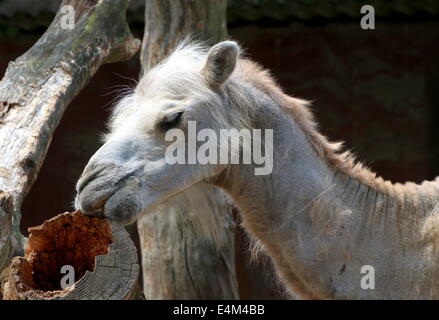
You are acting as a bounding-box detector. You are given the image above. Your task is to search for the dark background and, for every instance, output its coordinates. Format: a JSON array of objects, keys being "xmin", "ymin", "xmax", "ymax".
[{"xmin": 1, "ymin": 0, "xmax": 438, "ymax": 299}]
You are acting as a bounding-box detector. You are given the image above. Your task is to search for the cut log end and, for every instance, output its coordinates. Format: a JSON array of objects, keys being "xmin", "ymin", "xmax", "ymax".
[{"xmin": 1, "ymin": 211, "xmax": 139, "ymax": 300}]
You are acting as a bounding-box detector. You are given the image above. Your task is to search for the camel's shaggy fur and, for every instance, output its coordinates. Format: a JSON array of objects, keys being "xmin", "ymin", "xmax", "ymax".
[{"xmin": 76, "ymin": 41, "xmax": 439, "ymax": 299}]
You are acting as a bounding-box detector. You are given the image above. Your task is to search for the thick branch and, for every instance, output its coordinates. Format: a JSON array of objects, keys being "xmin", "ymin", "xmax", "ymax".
[
  {"xmin": 138, "ymin": 185, "xmax": 238, "ymax": 299},
  {"xmin": 0, "ymin": 0, "xmax": 140, "ymax": 273},
  {"xmin": 141, "ymin": 0, "xmax": 228, "ymax": 72},
  {"xmin": 138, "ymin": 0, "xmax": 239, "ymax": 299}
]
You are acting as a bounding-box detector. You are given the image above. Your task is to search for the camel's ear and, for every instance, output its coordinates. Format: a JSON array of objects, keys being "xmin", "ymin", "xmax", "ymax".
[{"xmin": 203, "ymin": 41, "xmax": 239, "ymax": 89}]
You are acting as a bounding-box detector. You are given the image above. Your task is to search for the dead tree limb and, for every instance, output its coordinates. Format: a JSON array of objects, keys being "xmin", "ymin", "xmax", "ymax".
[
  {"xmin": 0, "ymin": 0, "xmax": 140, "ymax": 275},
  {"xmin": 138, "ymin": 0, "xmax": 239, "ymax": 299}
]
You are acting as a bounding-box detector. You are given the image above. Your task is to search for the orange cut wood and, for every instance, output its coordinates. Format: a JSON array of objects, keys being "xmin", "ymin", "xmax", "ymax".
[{"xmin": 1, "ymin": 211, "xmax": 139, "ymax": 300}]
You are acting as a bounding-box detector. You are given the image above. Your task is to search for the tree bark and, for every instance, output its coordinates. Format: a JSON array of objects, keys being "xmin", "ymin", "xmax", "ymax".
[
  {"xmin": 138, "ymin": 0, "xmax": 239, "ymax": 299},
  {"xmin": 141, "ymin": 0, "xmax": 228, "ymax": 73},
  {"xmin": 0, "ymin": 0, "xmax": 140, "ymax": 276}
]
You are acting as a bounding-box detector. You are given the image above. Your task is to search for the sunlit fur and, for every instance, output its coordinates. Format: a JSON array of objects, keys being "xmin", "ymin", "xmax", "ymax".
[{"xmin": 100, "ymin": 42, "xmax": 252, "ymax": 246}]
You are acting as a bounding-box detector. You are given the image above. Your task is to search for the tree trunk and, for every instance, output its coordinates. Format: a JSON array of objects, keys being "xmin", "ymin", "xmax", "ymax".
[
  {"xmin": 0, "ymin": 0, "xmax": 140, "ymax": 277},
  {"xmin": 140, "ymin": 0, "xmax": 228, "ymax": 73},
  {"xmin": 1, "ymin": 212, "xmax": 139, "ymax": 300},
  {"xmin": 138, "ymin": 0, "xmax": 239, "ymax": 299}
]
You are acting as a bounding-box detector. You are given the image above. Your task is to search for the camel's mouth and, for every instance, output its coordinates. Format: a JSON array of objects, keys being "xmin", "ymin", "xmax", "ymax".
[
  {"xmin": 19, "ymin": 211, "xmax": 112, "ymax": 291},
  {"xmin": 82, "ymin": 208, "xmax": 106, "ymax": 219},
  {"xmin": 75, "ymin": 166, "xmax": 142, "ymax": 216}
]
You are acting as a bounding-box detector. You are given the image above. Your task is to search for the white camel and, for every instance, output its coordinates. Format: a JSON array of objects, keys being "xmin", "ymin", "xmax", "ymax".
[{"xmin": 75, "ymin": 41, "xmax": 439, "ymax": 299}]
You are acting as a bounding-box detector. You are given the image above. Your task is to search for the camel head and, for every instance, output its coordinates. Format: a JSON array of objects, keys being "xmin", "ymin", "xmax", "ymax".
[{"xmin": 75, "ymin": 41, "xmax": 242, "ymax": 224}]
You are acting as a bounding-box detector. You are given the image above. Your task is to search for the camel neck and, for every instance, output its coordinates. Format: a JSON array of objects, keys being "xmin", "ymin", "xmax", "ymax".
[{"xmin": 211, "ymin": 104, "xmax": 439, "ymax": 299}]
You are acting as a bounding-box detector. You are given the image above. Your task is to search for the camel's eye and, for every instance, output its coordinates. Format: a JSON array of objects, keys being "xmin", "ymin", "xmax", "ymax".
[{"xmin": 158, "ymin": 111, "xmax": 184, "ymax": 131}]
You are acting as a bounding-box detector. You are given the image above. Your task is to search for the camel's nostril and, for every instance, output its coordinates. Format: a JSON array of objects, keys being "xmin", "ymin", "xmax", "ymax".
[{"xmin": 77, "ymin": 165, "xmax": 106, "ymax": 193}]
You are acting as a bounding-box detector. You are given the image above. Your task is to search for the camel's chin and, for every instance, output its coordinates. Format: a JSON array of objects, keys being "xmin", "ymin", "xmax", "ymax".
[{"xmin": 101, "ymin": 189, "xmax": 145, "ymax": 226}]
